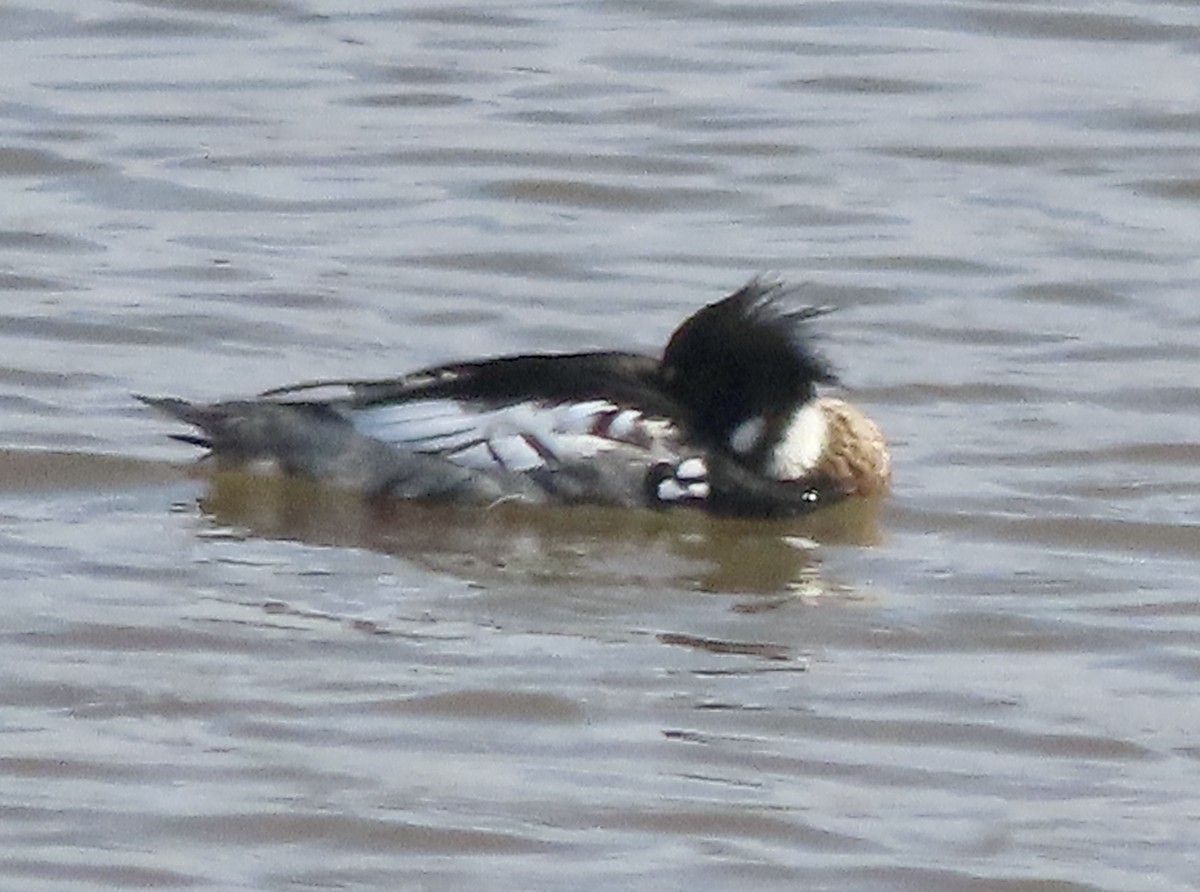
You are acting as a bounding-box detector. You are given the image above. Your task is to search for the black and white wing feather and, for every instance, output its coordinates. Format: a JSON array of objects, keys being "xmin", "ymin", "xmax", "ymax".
[
  {"xmin": 258, "ymin": 351, "xmax": 710, "ymax": 506},
  {"xmin": 340, "ymin": 396, "xmax": 677, "ymax": 476}
]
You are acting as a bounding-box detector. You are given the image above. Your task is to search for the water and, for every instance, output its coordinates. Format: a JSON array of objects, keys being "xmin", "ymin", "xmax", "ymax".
[{"xmin": 3, "ymin": 1, "xmax": 1199, "ymax": 889}]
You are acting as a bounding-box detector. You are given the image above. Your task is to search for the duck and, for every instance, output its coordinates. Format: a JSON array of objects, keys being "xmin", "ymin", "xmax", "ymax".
[{"xmin": 138, "ymin": 278, "xmax": 890, "ymax": 516}]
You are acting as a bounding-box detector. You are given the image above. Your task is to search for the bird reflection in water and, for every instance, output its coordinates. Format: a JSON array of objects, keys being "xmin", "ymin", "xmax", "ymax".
[{"xmin": 192, "ymin": 469, "xmax": 885, "ymax": 600}]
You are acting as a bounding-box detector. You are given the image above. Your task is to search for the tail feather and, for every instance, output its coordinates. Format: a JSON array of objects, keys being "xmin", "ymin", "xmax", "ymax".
[
  {"xmin": 168, "ymin": 433, "xmax": 212, "ymax": 449},
  {"xmin": 135, "ymin": 392, "xmax": 492, "ymax": 499}
]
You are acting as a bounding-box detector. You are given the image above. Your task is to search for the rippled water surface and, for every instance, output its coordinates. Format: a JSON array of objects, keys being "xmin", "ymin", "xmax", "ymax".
[{"xmin": 3, "ymin": 2, "xmax": 1199, "ymax": 890}]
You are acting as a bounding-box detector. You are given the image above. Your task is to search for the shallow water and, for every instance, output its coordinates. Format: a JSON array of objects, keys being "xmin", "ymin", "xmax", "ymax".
[{"xmin": 3, "ymin": 1, "xmax": 1200, "ymax": 890}]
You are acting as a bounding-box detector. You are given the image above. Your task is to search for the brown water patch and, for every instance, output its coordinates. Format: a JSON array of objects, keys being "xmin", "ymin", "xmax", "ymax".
[{"xmin": 0, "ymin": 450, "xmax": 180, "ymax": 493}]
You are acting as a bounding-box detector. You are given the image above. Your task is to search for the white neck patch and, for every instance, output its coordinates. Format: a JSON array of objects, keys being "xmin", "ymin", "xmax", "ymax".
[
  {"xmin": 768, "ymin": 401, "xmax": 828, "ymax": 480},
  {"xmin": 728, "ymin": 415, "xmax": 765, "ymax": 455}
]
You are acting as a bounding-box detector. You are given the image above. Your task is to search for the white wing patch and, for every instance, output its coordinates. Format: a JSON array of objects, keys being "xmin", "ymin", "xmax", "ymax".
[
  {"xmin": 651, "ymin": 455, "xmax": 710, "ymax": 504},
  {"xmin": 345, "ymin": 398, "xmax": 674, "ymax": 474}
]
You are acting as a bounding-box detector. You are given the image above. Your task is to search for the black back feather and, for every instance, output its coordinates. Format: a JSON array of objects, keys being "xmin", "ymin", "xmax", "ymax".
[{"xmin": 277, "ymin": 352, "xmax": 677, "ymax": 417}]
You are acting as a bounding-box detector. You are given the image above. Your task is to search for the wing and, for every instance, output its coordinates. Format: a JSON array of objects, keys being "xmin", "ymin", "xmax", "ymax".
[
  {"xmin": 340, "ymin": 394, "xmax": 719, "ymax": 508},
  {"xmin": 259, "ymin": 351, "xmax": 698, "ymax": 487},
  {"xmin": 337, "ymin": 396, "xmax": 679, "ymax": 476}
]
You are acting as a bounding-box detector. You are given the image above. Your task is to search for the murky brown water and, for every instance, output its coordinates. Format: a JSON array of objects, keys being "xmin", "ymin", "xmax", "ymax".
[{"xmin": 3, "ymin": 2, "xmax": 1199, "ymax": 890}]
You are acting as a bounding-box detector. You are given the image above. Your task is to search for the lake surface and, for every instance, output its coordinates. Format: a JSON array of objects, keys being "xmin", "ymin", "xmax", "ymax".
[{"xmin": 3, "ymin": 1, "xmax": 1199, "ymax": 890}]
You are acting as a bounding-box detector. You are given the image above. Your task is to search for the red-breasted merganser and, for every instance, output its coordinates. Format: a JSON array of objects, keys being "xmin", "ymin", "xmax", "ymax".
[{"xmin": 139, "ymin": 278, "xmax": 890, "ymax": 516}]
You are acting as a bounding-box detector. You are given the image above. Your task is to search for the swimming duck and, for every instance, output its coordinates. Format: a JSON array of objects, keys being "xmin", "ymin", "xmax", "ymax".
[{"xmin": 139, "ymin": 278, "xmax": 890, "ymax": 516}]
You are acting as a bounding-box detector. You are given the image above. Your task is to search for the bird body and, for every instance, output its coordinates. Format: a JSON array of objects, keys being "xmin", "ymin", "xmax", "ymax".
[{"xmin": 140, "ymin": 279, "xmax": 890, "ymax": 516}]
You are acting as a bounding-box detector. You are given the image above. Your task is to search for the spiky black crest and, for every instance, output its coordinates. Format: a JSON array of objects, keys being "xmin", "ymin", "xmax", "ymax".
[{"xmin": 659, "ymin": 277, "xmax": 836, "ymax": 443}]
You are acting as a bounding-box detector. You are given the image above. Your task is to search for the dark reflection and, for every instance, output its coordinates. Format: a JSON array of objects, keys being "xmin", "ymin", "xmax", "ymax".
[
  {"xmin": 194, "ymin": 470, "xmax": 886, "ymax": 594},
  {"xmin": 657, "ymin": 632, "xmax": 792, "ymax": 661}
]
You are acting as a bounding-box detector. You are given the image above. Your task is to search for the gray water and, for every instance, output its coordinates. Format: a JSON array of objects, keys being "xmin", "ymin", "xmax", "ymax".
[{"xmin": 3, "ymin": 1, "xmax": 1199, "ymax": 890}]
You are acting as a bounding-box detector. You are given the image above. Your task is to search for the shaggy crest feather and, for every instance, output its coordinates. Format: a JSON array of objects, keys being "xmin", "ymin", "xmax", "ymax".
[{"xmin": 659, "ymin": 277, "xmax": 836, "ymax": 450}]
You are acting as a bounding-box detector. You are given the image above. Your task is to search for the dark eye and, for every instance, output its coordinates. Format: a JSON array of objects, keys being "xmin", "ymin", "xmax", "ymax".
[{"xmin": 801, "ymin": 489, "xmax": 819, "ymax": 503}]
